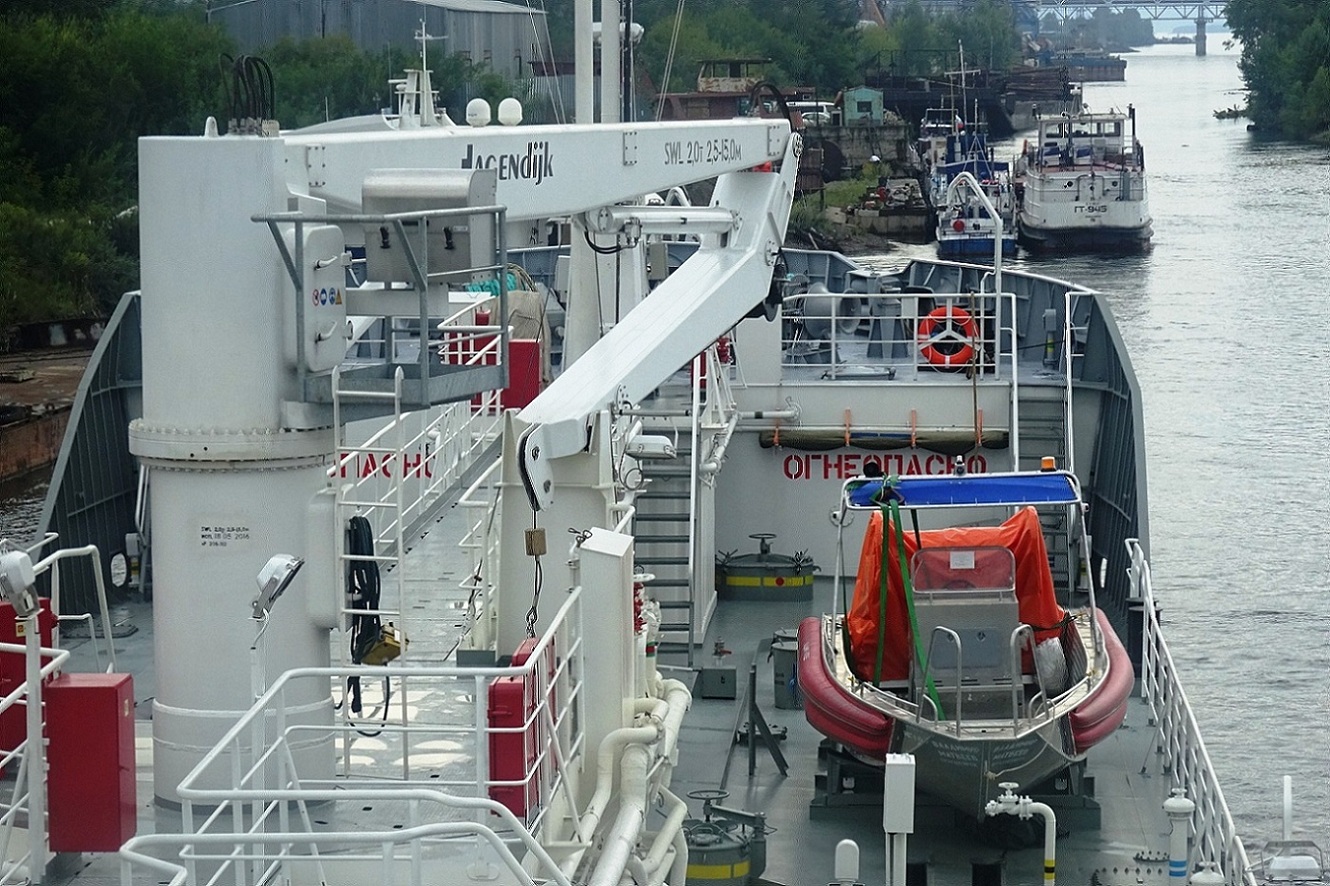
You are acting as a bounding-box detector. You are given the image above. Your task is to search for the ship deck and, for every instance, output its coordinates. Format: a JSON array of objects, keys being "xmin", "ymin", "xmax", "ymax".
[
  {"xmin": 672, "ymin": 592, "xmax": 1183, "ymax": 886},
  {"xmin": 43, "ymin": 540, "xmax": 1189, "ymax": 886}
]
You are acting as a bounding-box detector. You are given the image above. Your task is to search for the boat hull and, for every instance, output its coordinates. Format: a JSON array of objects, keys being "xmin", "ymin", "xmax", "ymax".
[
  {"xmin": 936, "ymin": 234, "xmax": 1018, "ymax": 258},
  {"xmin": 891, "ymin": 716, "xmax": 1074, "ymax": 819},
  {"xmin": 1018, "ymin": 219, "xmax": 1153, "ymax": 253}
]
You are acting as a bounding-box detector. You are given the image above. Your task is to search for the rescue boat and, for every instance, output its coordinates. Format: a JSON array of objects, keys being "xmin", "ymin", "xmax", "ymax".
[{"xmin": 799, "ymin": 470, "xmax": 1134, "ymax": 819}]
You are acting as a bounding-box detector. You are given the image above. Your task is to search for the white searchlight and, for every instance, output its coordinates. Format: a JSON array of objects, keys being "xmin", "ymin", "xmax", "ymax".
[
  {"xmin": 0, "ymin": 551, "xmax": 39, "ymax": 619},
  {"xmin": 251, "ymin": 553, "xmax": 304, "ymax": 619}
]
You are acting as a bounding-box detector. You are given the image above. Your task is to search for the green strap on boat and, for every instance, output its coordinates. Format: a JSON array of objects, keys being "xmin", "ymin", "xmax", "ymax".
[
  {"xmin": 888, "ymin": 491, "xmax": 944, "ymax": 719},
  {"xmin": 875, "ymin": 504, "xmax": 889, "ymax": 684}
]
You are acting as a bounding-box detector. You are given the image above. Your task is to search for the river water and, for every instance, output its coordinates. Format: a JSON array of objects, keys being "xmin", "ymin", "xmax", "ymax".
[
  {"xmin": 2, "ymin": 38, "xmax": 1326, "ymax": 854},
  {"xmin": 879, "ymin": 40, "xmax": 1330, "ymax": 850},
  {"xmin": 1085, "ymin": 41, "xmax": 1330, "ymax": 851}
]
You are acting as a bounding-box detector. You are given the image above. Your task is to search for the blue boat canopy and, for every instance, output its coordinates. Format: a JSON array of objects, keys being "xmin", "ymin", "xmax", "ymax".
[{"xmin": 845, "ymin": 472, "xmax": 1081, "ymax": 509}]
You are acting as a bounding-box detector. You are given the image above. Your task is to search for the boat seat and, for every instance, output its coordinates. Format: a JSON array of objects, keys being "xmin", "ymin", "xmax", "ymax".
[{"xmin": 909, "ymin": 546, "xmax": 1027, "ymax": 720}]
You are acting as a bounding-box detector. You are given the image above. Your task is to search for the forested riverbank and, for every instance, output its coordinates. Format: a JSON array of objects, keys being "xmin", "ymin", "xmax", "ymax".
[{"xmin": 1226, "ymin": 0, "xmax": 1330, "ymax": 139}]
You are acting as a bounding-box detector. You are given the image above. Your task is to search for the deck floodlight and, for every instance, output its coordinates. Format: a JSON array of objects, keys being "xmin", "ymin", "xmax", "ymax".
[
  {"xmin": 0, "ymin": 551, "xmax": 39, "ymax": 620},
  {"xmin": 251, "ymin": 554, "xmax": 304, "ymax": 619}
]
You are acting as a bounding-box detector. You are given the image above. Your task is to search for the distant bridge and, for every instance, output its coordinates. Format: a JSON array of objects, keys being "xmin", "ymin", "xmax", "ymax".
[
  {"xmin": 1026, "ymin": 0, "xmax": 1226, "ymax": 23},
  {"xmin": 889, "ymin": 0, "xmax": 1226, "ymax": 22},
  {"xmin": 887, "ymin": 0, "xmax": 1228, "ymax": 53}
]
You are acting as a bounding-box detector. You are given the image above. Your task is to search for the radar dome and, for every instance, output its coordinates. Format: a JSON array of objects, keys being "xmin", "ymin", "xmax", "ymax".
[
  {"xmin": 497, "ymin": 98, "xmax": 523, "ymax": 126},
  {"xmin": 465, "ymin": 98, "xmax": 492, "ymax": 127}
]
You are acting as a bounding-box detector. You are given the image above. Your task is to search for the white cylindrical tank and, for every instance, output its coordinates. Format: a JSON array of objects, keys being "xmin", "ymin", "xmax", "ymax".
[
  {"xmin": 133, "ymin": 135, "xmax": 336, "ymax": 803},
  {"xmin": 149, "ymin": 466, "xmax": 335, "ymax": 798}
]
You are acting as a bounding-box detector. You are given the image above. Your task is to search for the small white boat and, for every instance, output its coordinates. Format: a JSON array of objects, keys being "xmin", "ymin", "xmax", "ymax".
[{"xmin": 1015, "ymin": 107, "xmax": 1152, "ymax": 252}]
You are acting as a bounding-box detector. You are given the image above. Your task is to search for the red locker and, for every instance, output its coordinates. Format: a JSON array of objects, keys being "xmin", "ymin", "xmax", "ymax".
[
  {"xmin": 46, "ymin": 673, "xmax": 136, "ymax": 852},
  {"xmin": 487, "ymin": 674, "xmax": 538, "ymax": 818}
]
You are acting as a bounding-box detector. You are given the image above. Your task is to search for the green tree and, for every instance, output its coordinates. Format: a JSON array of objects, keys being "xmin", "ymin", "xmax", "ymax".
[
  {"xmin": 1228, "ymin": 0, "xmax": 1330, "ymax": 137},
  {"xmin": 262, "ymin": 37, "xmax": 415, "ymax": 127},
  {"xmin": 0, "ymin": 2, "xmax": 234, "ymax": 330}
]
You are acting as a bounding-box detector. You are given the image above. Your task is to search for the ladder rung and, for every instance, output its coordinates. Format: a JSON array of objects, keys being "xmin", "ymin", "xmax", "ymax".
[{"xmin": 642, "ymin": 466, "xmax": 690, "ymax": 477}]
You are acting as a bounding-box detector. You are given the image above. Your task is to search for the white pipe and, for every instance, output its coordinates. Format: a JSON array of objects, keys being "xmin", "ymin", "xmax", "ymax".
[
  {"xmin": 648, "ymin": 845, "xmax": 678, "ymax": 886},
  {"xmin": 1283, "ymin": 775, "xmax": 1294, "ymax": 842},
  {"xmin": 635, "ymin": 629, "xmax": 649, "ymax": 697},
  {"xmin": 24, "ymin": 611, "xmax": 45, "ymax": 883},
  {"xmin": 698, "ymin": 410, "xmax": 741, "ymax": 474},
  {"xmin": 558, "ymin": 687, "xmax": 687, "ymax": 879},
  {"xmin": 985, "ymin": 785, "xmax": 1058, "ymax": 886},
  {"xmin": 641, "ymin": 787, "xmax": 689, "ymax": 875},
  {"xmin": 1028, "ymin": 800, "xmax": 1057, "ymax": 886},
  {"xmin": 588, "ymin": 743, "xmax": 651, "ymax": 886},
  {"xmin": 657, "ymin": 679, "xmax": 691, "ymax": 762},
  {"xmin": 738, "ymin": 407, "xmax": 801, "ymax": 420},
  {"xmin": 627, "ymin": 853, "xmax": 652, "ymax": 884},
  {"xmin": 668, "ymin": 823, "xmax": 689, "ymax": 886},
  {"xmin": 575, "ymin": 723, "xmax": 659, "ymax": 844}
]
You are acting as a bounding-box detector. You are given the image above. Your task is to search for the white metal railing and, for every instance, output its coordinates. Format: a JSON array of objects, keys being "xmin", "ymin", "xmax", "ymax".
[
  {"xmin": 456, "ymin": 459, "xmax": 503, "ymax": 653},
  {"xmin": 1128, "ymin": 539, "xmax": 1256, "ymax": 886},
  {"xmin": 780, "ymin": 289, "xmax": 1009, "ymax": 379},
  {"xmin": 0, "ymin": 543, "xmax": 118, "ymax": 884},
  {"xmin": 329, "ymin": 300, "xmax": 507, "ymax": 664},
  {"xmin": 130, "ymin": 590, "xmax": 586, "ymax": 886},
  {"xmin": 0, "ymin": 640, "xmax": 71, "ymax": 886}
]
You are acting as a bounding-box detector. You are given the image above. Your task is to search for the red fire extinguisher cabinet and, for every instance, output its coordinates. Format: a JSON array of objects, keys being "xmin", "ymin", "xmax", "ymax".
[{"xmin": 46, "ymin": 672, "xmax": 137, "ymax": 852}]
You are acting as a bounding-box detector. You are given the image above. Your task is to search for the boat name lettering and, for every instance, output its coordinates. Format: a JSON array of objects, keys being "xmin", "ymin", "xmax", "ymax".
[
  {"xmin": 664, "ymin": 138, "xmax": 742, "ymax": 166},
  {"xmin": 338, "ymin": 447, "xmax": 434, "ymax": 480},
  {"xmin": 1074, "ymin": 204, "xmax": 1110, "ymax": 214},
  {"xmin": 781, "ymin": 452, "xmax": 987, "ymax": 481},
  {"xmin": 461, "ymin": 141, "xmax": 554, "ymax": 184}
]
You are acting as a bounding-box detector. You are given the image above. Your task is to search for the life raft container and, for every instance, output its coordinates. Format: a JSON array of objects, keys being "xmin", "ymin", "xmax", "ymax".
[{"xmin": 917, "ymin": 305, "xmax": 978, "ymax": 367}]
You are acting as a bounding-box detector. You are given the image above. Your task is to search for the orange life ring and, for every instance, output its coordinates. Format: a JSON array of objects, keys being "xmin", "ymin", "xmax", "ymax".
[{"xmin": 917, "ymin": 305, "xmax": 977, "ymax": 367}]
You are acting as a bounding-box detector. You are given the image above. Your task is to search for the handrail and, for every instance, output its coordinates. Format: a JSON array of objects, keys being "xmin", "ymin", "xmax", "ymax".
[
  {"xmin": 178, "ymin": 588, "xmax": 583, "ymax": 796},
  {"xmin": 31, "ymin": 543, "xmax": 117, "ymax": 672},
  {"xmin": 1127, "ymin": 538, "xmax": 1255, "ymax": 886},
  {"xmin": 121, "ymin": 820, "xmax": 553, "ymax": 886},
  {"xmin": 139, "ymin": 574, "xmax": 697, "ymax": 886},
  {"xmin": 255, "ymin": 203, "xmax": 509, "ymax": 411},
  {"xmin": 779, "ymin": 289, "xmax": 1006, "ymax": 379}
]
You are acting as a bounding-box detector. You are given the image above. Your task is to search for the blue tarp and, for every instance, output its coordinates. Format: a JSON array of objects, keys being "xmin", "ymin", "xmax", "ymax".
[{"xmin": 845, "ymin": 472, "xmax": 1080, "ymax": 509}]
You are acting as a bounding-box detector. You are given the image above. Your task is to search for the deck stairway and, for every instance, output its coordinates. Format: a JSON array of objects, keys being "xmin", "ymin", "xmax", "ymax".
[
  {"xmin": 634, "ymin": 430, "xmax": 697, "ymax": 667},
  {"xmin": 630, "ymin": 344, "xmax": 735, "ymax": 670},
  {"xmin": 1016, "ymin": 386, "xmax": 1075, "ymax": 594}
]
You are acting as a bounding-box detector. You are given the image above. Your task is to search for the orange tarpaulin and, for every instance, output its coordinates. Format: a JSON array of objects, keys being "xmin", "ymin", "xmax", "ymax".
[{"xmin": 846, "ymin": 506, "xmax": 1065, "ymax": 682}]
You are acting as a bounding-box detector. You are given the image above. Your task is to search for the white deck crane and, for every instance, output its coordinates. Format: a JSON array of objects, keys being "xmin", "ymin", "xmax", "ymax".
[{"xmin": 133, "ymin": 93, "xmax": 799, "ymax": 799}]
